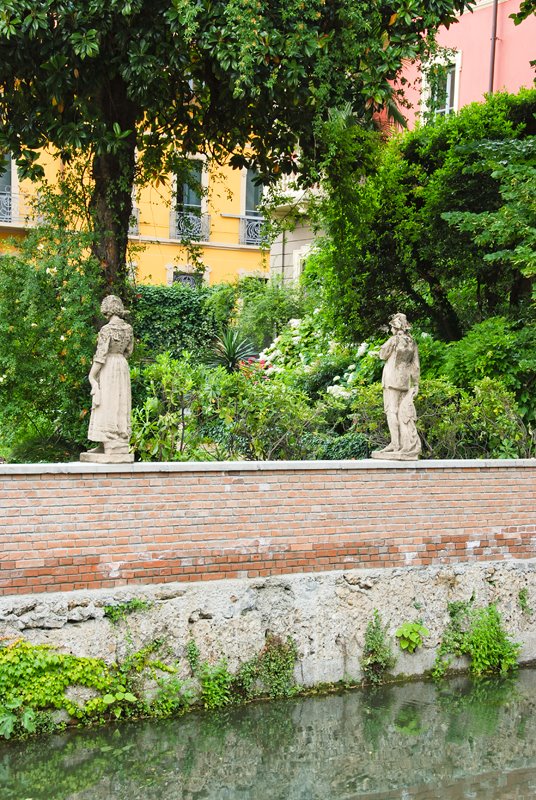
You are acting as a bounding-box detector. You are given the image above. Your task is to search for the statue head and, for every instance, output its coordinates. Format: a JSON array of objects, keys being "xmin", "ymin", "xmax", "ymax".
[
  {"xmin": 100, "ymin": 295, "xmax": 129, "ymax": 319},
  {"xmin": 389, "ymin": 312, "xmax": 411, "ymax": 332}
]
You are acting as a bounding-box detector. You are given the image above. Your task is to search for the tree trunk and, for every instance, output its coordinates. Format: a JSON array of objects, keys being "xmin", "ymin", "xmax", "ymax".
[
  {"xmin": 402, "ymin": 273, "xmax": 463, "ymax": 342},
  {"xmin": 89, "ymin": 77, "xmax": 138, "ymax": 296}
]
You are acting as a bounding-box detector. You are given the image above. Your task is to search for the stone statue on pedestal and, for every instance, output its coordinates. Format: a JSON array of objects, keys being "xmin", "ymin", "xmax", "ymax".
[
  {"xmin": 80, "ymin": 295, "xmax": 134, "ymax": 463},
  {"xmin": 371, "ymin": 313, "xmax": 421, "ymax": 461}
]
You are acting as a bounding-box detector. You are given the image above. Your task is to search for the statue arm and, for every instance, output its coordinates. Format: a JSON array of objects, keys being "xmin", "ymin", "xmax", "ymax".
[
  {"xmin": 88, "ymin": 329, "xmax": 109, "ymax": 407},
  {"xmin": 125, "ymin": 326, "xmax": 134, "ymax": 358},
  {"xmin": 379, "ymin": 336, "xmax": 396, "ymax": 361}
]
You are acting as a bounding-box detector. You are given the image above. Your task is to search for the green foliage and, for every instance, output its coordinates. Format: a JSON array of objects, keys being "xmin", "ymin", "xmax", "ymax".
[
  {"xmin": 232, "ymin": 635, "xmax": 299, "ymax": 701},
  {"xmin": 186, "ymin": 639, "xmax": 201, "ymax": 675},
  {"xmin": 303, "ymin": 430, "xmax": 369, "ymax": 460},
  {"xmin": 0, "ymin": 639, "xmax": 141, "ymax": 735},
  {"xmin": 518, "ymin": 588, "xmax": 532, "ymax": 616},
  {"xmin": 131, "ymin": 352, "xmax": 221, "ymax": 461},
  {"xmin": 255, "ymin": 635, "xmax": 299, "ymax": 699},
  {"xmin": 150, "ymin": 674, "xmax": 194, "ymax": 718},
  {"xmin": 350, "ymin": 376, "xmax": 534, "ymax": 459},
  {"xmin": 206, "ymin": 328, "xmax": 257, "ymax": 372},
  {"xmin": 199, "ymin": 660, "xmax": 233, "ymax": 710},
  {"xmin": 103, "ymin": 598, "xmax": 152, "ymax": 624},
  {"xmin": 444, "ymin": 138, "xmax": 536, "ymax": 283},
  {"xmin": 360, "ymin": 610, "xmax": 396, "ymax": 686},
  {"xmin": 236, "ymin": 279, "xmax": 305, "ymax": 351},
  {"xmin": 433, "ymin": 600, "xmax": 521, "ymax": 680},
  {"xmin": 395, "ymin": 621, "xmax": 429, "ymax": 654},
  {"xmin": 0, "ymin": 0, "xmax": 473, "ymax": 290},
  {"xmin": 443, "ymin": 317, "xmax": 536, "ymax": 425},
  {"xmin": 132, "ymin": 352, "xmax": 317, "ymax": 461},
  {"xmin": 133, "ymin": 284, "xmax": 224, "ymax": 361},
  {"xmin": 0, "ymin": 170, "xmax": 102, "ymax": 459},
  {"xmin": 306, "ymin": 89, "xmax": 536, "ymax": 343}
]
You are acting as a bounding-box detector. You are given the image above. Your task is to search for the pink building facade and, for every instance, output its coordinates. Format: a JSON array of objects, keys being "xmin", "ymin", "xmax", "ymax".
[{"xmin": 402, "ymin": 0, "xmax": 535, "ymax": 127}]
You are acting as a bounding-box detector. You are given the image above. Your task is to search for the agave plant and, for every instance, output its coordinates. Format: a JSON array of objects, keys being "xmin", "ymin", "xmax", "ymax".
[{"xmin": 207, "ymin": 328, "xmax": 257, "ymax": 373}]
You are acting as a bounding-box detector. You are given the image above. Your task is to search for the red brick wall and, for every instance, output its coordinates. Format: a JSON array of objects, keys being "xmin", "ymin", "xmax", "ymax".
[{"xmin": 1, "ymin": 460, "xmax": 535, "ymax": 596}]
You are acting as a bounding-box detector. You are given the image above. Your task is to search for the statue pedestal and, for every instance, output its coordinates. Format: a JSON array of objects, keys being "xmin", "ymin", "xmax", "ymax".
[
  {"xmin": 371, "ymin": 450, "xmax": 419, "ymax": 462},
  {"xmin": 80, "ymin": 452, "xmax": 134, "ymax": 464}
]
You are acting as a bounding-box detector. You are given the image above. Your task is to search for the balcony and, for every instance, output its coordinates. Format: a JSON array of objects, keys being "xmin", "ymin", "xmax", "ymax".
[
  {"xmin": 0, "ymin": 189, "xmax": 34, "ymax": 227},
  {"xmin": 239, "ymin": 215, "xmax": 266, "ymax": 246},
  {"xmin": 170, "ymin": 210, "xmax": 210, "ymax": 242}
]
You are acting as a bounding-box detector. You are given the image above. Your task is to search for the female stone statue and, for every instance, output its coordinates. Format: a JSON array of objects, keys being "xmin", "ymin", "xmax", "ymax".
[
  {"xmin": 371, "ymin": 312, "xmax": 421, "ymax": 460},
  {"xmin": 80, "ymin": 295, "xmax": 134, "ymax": 462}
]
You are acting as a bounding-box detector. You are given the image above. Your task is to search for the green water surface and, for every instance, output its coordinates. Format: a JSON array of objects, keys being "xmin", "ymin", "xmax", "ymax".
[{"xmin": 2, "ymin": 670, "xmax": 536, "ymax": 799}]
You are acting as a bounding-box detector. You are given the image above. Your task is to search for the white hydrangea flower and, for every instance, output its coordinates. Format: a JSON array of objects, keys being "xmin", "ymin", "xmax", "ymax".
[
  {"xmin": 327, "ymin": 385, "xmax": 352, "ymax": 399},
  {"xmin": 288, "ymin": 318, "xmax": 301, "ymax": 328},
  {"xmin": 357, "ymin": 342, "xmax": 368, "ymax": 357}
]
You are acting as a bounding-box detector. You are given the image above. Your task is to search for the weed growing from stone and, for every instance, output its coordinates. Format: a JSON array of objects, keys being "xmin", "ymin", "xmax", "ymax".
[
  {"xmin": 432, "ymin": 599, "xmax": 520, "ymax": 680},
  {"xmin": 395, "ymin": 621, "xmax": 429, "ymax": 654},
  {"xmin": 518, "ymin": 588, "xmax": 532, "ymax": 616},
  {"xmin": 103, "ymin": 597, "xmax": 152, "ymax": 624},
  {"xmin": 360, "ymin": 610, "xmax": 396, "ymax": 686}
]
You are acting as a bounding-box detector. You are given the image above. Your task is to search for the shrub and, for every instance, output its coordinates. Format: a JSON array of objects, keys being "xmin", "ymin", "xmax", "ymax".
[
  {"xmin": 349, "ymin": 377, "xmax": 533, "ymax": 459},
  {"xmin": 133, "ymin": 283, "xmax": 224, "ymax": 361},
  {"xmin": 0, "ymin": 175, "xmax": 101, "ymax": 458},
  {"xmin": 433, "ymin": 600, "xmax": 521, "ymax": 680},
  {"xmin": 303, "ymin": 430, "xmax": 369, "ymax": 460},
  {"xmin": 443, "ymin": 317, "xmax": 536, "ymax": 425},
  {"xmin": 132, "ymin": 353, "xmax": 317, "ymax": 461}
]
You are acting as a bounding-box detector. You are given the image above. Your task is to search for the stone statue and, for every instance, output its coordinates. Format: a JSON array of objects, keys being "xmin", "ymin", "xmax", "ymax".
[
  {"xmin": 371, "ymin": 313, "xmax": 421, "ymax": 461},
  {"xmin": 80, "ymin": 295, "xmax": 134, "ymax": 463}
]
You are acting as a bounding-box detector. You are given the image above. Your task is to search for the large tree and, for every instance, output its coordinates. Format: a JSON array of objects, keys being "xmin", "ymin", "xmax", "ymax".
[{"xmin": 0, "ymin": 0, "xmax": 473, "ymax": 292}]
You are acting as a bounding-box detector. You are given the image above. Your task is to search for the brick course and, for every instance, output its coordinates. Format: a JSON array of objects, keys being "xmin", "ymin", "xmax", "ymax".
[{"xmin": 0, "ymin": 460, "xmax": 535, "ymax": 596}]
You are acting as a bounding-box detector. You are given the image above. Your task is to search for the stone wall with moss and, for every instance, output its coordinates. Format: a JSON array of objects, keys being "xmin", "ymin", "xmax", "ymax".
[{"xmin": 2, "ymin": 560, "xmax": 536, "ymax": 685}]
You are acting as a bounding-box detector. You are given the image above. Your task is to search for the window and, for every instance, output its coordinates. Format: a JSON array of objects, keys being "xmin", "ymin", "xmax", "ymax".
[
  {"xmin": 245, "ymin": 168, "xmax": 263, "ymax": 218},
  {"xmin": 421, "ymin": 50, "xmax": 461, "ymax": 122},
  {"xmin": 177, "ymin": 160, "xmax": 203, "ymax": 214},
  {"xmin": 173, "ymin": 272, "xmax": 199, "ymax": 287},
  {"xmin": 431, "ymin": 64, "xmax": 456, "ymax": 116},
  {"xmin": 171, "ymin": 159, "xmax": 209, "ymax": 241},
  {"xmin": 240, "ymin": 168, "xmax": 265, "ymax": 245}
]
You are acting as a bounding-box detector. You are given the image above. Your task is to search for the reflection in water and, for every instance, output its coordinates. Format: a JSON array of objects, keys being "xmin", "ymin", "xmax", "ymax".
[{"xmin": 2, "ymin": 671, "xmax": 536, "ymax": 799}]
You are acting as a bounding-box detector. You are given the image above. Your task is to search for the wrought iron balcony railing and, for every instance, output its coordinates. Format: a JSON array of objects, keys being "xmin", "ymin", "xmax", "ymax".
[
  {"xmin": 170, "ymin": 210, "xmax": 210, "ymax": 242},
  {"xmin": 0, "ymin": 189, "xmax": 34, "ymax": 226},
  {"xmin": 239, "ymin": 215, "xmax": 266, "ymax": 246}
]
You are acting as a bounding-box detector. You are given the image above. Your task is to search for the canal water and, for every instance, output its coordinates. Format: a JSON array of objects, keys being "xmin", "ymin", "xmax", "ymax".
[{"xmin": 2, "ymin": 670, "xmax": 536, "ymax": 800}]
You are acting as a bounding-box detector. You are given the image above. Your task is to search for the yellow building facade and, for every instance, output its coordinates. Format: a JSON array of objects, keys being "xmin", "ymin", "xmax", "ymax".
[{"xmin": 0, "ymin": 153, "xmax": 268, "ymax": 286}]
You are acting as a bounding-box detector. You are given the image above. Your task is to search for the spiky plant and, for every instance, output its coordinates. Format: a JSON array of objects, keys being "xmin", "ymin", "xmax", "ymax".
[{"xmin": 207, "ymin": 328, "xmax": 257, "ymax": 373}]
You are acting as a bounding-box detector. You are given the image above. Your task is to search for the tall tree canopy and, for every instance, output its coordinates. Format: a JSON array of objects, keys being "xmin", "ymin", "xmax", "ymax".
[
  {"xmin": 304, "ymin": 89, "xmax": 536, "ymax": 343},
  {"xmin": 0, "ymin": 0, "xmax": 473, "ymax": 292}
]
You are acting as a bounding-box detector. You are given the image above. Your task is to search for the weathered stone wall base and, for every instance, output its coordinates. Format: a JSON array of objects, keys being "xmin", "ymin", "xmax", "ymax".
[{"xmin": 2, "ymin": 560, "xmax": 536, "ymax": 684}]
